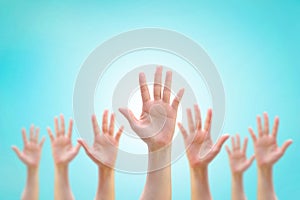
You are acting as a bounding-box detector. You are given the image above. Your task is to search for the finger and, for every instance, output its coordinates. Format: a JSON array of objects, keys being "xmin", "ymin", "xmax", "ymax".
[
  {"xmin": 196, "ymin": 121, "xmax": 201, "ymax": 131},
  {"xmin": 186, "ymin": 109, "xmax": 195, "ymax": 133},
  {"xmin": 231, "ymin": 136, "xmax": 236, "ymax": 150},
  {"xmin": 67, "ymin": 119, "xmax": 73, "ymax": 138},
  {"xmin": 204, "ymin": 109, "xmax": 213, "ymax": 132},
  {"xmin": 47, "ymin": 127, "xmax": 55, "ymax": 142},
  {"xmin": 39, "ymin": 136, "xmax": 46, "ymax": 148},
  {"xmin": 109, "ymin": 114, "xmax": 115, "ymax": 136},
  {"xmin": 60, "ymin": 114, "xmax": 65, "ymax": 135},
  {"xmin": 77, "ymin": 139, "xmax": 90, "ymax": 153},
  {"xmin": 236, "ymin": 134, "xmax": 241, "ymax": 150},
  {"xmin": 154, "ymin": 66, "xmax": 162, "ymax": 100},
  {"xmin": 30, "ymin": 125, "xmax": 34, "ymax": 142},
  {"xmin": 72, "ymin": 143, "xmax": 81, "ymax": 157},
  {"xmin": 242, "ymin": 137, "xmax": 248, "ymax": 154},
  {"xmin": 272, "ymin": 116, "xmax": 279, "ymax": 138},
  {"xmin": 162, "ymin": 70, "xmax": 172, "ymax": 103},
  {"xmin": 280, "ymin": 139, "xmax": 293, "ymax": 155},
  {"xmin": 257, "ymin": 115, "xmax": 263, "ymax": 137},
  {"xmin": 178, "ymin": 122, "xmax": 188, "ymax": 139},
  {"xmin": 248, "ymin": 127, "xmax": 257, "ymax": 142},
  {"xmin": 171, "ymin": 88, "xmax": 184, "ymax": 111},
  {"xmin": 245, "ymin": 155, "xmax": 255, "ymax": 168},
  {"xmin": 34, "ymin": 127, "xmax": 40, "ymax": 144},
  {"xmin": 263, "ymin": 112, "xmax": 269, "ymax": 135},
  {"xmin": 249, "ymin": 155, "xmax": 255, "ymax": 164},
  {"xmin": 92, "ymin": 115, "xmax": 101, "ymax": 136},
  {"xmin": 54, "ymin": 117, "xmax": 60, "ymax": 137},
  {"xmin": 194, "ymin": 104, "xmax": 202, "ymax": 130},
  {"xmin": 139, "ymin": 72, "xmax": 150, "ymax": 103},
  {"xmin": 102, "ymin": 110, "xmax": 109, "ymax": 133},
  {"xmin": 119, "ymin": 108, "xmax": 137, "ymax": 127},
  {"xmin": 11, "ymin": 146, "xmax": 25, "ymax": 161},
  {"xmin": 21, "ymin": 128, "xmax": 28, "ymax": 145},
  {"xmin": 77, "ymin": 139, "xmax": 95, "ymax": 161},
  {"xmin": 115, "ymin": 126, "xmax": 124, "ymax": 142},
  {"xmin": 214, "ymin": 134, "xmax": 230, "ymax": 152},
  {"xmin": 225, "ymin": 145, "xmax": 231, "ymax": 155}
]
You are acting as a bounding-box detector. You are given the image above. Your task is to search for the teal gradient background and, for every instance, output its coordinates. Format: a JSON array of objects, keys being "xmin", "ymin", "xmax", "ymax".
[{"xmin": 1, "ymin": 0, "xmax": 299, "ymax": 199}]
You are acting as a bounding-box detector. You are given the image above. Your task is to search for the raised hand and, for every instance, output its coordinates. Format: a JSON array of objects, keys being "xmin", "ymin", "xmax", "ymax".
[
  {"xmin": 12, "ymin": 125, "xmax": 45, "ymax": 168},
  {"xmin": 248, "ymin": 112, "xmax": 292, "ymax": 168},
  {"xmin": 78, "ymin": 111, "xmax": 124, "ymax": 168},
  {"xmin": 119, "ymin": 66, "xmax": 184, "ymax": 151},
  {"xmin": 249, "ymin": 112, "xmax": 292, "ymax": 200},
  {"xmin": 226, "ymin": 134, "xmax": 255, "ymax": 175},
  {"xmin": 47, "ymin": 114, "xmax": 81, "ymax": 166},
  {"xmin": 178, "ymin": 105, "xmax": 229, "ymax": 168},
  {"xmin": 12, "ymin": 125, "xmax": 45, "ymax": 200}
]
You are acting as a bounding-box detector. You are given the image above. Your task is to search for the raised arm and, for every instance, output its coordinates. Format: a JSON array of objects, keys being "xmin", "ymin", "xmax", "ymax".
[
  {"xmin": 225, "ymin": 134, "xmax": 255, "ymax": 200},
  {"xmin": 47, "ymin": 115, "xmax": 81, "ymax": 200},
  {"xmin": 78, "ymin": 111, "xmax": 124, "ymax": 200},
  {"xmin": 248, "ymin": 112, "xmax": 292, "ymax": 200},
  {"xmin": 119, "ymin": 66, "xmax": 184, "ymax": 200},
  {"xmin": 178, "ymin": 105, "xmax": 229, "ymax": 200},
  {"xmin": 12, "ymin": 125, "xmax": 45, "ymax": 200}
]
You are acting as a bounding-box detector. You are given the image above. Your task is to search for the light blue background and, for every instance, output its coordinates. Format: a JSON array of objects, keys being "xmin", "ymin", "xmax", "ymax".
[{"xmin": 0, "ymin": 0, "xmax": 299, "ymax": 199}]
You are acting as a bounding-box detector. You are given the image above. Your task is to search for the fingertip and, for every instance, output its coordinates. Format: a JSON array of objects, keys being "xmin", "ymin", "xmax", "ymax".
[{"xmin": 223, "ymin": 134, "xmax": 230, "ymax": 139}]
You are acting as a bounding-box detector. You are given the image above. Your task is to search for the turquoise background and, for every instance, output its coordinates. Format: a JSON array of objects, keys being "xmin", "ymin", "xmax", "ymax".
[{"xmin": 1, "ymin": 0, "xmax": 299, "ymax": 199}]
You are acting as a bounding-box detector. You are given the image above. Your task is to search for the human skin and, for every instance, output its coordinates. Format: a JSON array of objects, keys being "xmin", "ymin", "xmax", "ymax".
[
  {"xmin": 178, "ymin": 105, "xmax": 229, "ymax": 200},
  {"xmin": 225, "ymin": 134, "xmax": 255, "ymax": 200},
  {"xmin": 119, "ymin": 66, "xmax": 184, "ymax": 200},
  {"xmin": 78, "ymin": 111, "xmax": 124, "ymax": 200},
  {"xmin": 12, "ymin": 125, "xmax": 46, "ymax": 200},
  {"xmin": 248, "ymin": 112, "xmax": 292, "ymax": 200},
  {"xmin": 47, "ymin": 115, "xmax": 81, "ymax": 200}
]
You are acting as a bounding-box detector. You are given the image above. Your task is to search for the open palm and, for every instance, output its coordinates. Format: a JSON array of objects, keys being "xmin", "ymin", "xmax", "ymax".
[
  {"xmin": 47, "ymin": 115, "xmax": 81, "ymax": 166},
  {"xmin": 78, "ymin": 111, "xmax": 123, "ymax": 168},
  {"xmin": 12, "ymin": 125, "xmax": 45, "ymax": 168},
  {"xmin": 178, "ymin": 105, "xmax": 229, "ymax": 168},
  {"xmin": 248, "ymin": 112, "xmax": 292, "ymax": 167},
  {"xmin": 120, "ymin": 67, "xmax": 184, "ymax": 151},
  {"xmin": 226, "ymin": 134, "xmax": 255, "ymax": 174}
]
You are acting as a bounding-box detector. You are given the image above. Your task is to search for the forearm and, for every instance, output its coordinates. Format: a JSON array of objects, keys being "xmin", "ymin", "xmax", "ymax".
[
  {"xmin": 190, "ymin": 166, "xmax": 212, "ymax": 200},
  {"xmin": 257, "ymin": 167, "xmax": 276, "ymax": 200},
  {"xmin": 140, "ymin": 146, "xmax": 172, "ymax": 200},
  {"xmin": 231, "ymin": 173, "xmax": 246, "ymax": 200},
  {"xmin": 54, "ymin": 165, "xmax": 74, "ymax": 200},
  {"xmin": 22, "ymin": 167, "xmax": 39, "ymax": 200},
  {"xmin": 95, "ymin": 166, "xmax": 115, "ymax": 200}
]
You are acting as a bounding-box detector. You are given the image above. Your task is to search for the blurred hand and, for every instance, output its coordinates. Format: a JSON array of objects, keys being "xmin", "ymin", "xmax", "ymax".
[
  {"xmin": 178, "ymin": 105, "xmax": 229, "ymax": 168},
  {"xmin": 47, "ymin": 115, "xmax": 80, "ymax": 166},
  {"xmin": 12, "ymin": 125, "xmax": 45, "ymax": 168},
  {"xmin": 78, "ymin": 111, "xmax": 123, "ymax": 169},
  {"xmin": 248, "ymin": 112, "xmax": 292, "ymax": 168},
  {"xmin": 119, "ymin": 66, "xmax": 184, "ymax": 151},
  {"xmin": 226, "ymin": 134, "xmax": 255, "ymax": 175}
]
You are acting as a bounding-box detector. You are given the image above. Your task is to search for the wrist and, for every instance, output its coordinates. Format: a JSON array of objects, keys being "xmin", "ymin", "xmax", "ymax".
[
  {"xmin": 232, "ymin": 172, "xmax": 243, "ymax": 180},
  {"xmin": 190, "ymin": 165, "xmax": 208, "ymax": 178},
  {"xmin": 27, "ymin": 165, "xmax": 39, "ymax": 174},
  {"xmin": 99, "ymin": 165, "xmax": 114, "ymax": 177},
  {"xmin": 55, "ymin": 164, "xmax": 69, "ymax": 173},
  {"xmin": 258, "ymin": 165, "xmax": 273, "ymax": 177}
]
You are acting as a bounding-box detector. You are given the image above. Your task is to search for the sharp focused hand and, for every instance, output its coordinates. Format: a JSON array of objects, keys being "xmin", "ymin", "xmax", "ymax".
[{"xmin": 119, "ymin": 66, "xmax": 184, "ymax": 152}]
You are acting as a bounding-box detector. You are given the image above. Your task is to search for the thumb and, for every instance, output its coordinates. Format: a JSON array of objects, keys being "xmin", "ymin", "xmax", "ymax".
[{"xmin": 119, "ymin": 108, "xmax": 137, "ymax": 127}]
